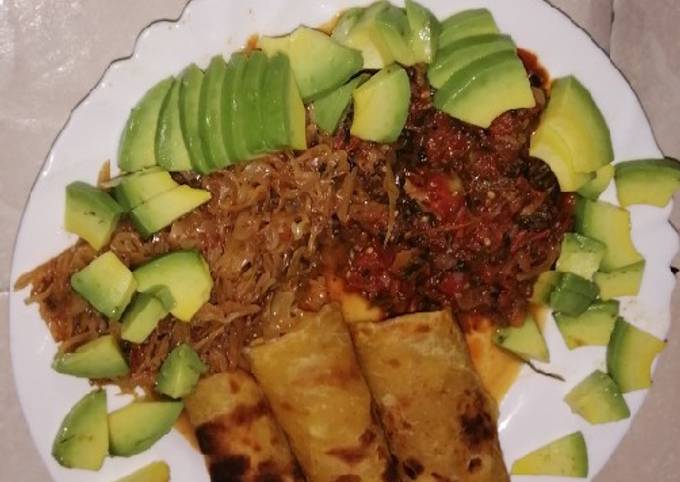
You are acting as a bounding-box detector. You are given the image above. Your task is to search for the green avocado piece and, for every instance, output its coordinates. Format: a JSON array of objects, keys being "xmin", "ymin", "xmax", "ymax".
[
  {"xmin": 179, "ymin": 64, "xmax": 211, "ymax": 174},
  {"xmin": 71, "ymin": 251, "xmax": 137, "ymax": 320},
  {"xmin": 133, "ymin": 250, "xmax": 213, "ymax": 322},
  {"xmin": 119, "ymin": 77, "xmax": 174, "ymax": 172},
  {"xmin": 427, "ymin": 34, "xmax": 515, "ymax": 89},
  {"xmin": 108, "ymin": 401, "xmax": 183, "ymax": 456},
  {"xmin": 564, "ymin": 370, "xmax": 630, "ymax": 424},
  {"xmin": 199, "ymin": 56, "xmax": 231, "ymax": 170},
  {"xmin": 351, "ymin": 64, "xmax": 410, "ymax": 143},
  {"xmin": 607, "ymin": 317, "xmax": 665, "ymax": 392},
  {"xmin": 261, "ymin": 53, "xmax": 293, "ymax": 150},
  {"xmin": 241, "ymin": 51, "xmax": 269, "ymax": 155},
  {"xmin": 439, "ymin": 9, "xmax": 499, "ymax": 50},
  {"xmin": 574, "ymin": 198, "xmax": 643, "ymax": 271},
  {"xmin": 130, "ymin": 184, "xmax": 211, "ymax": 238},
  {"xmin": 261, "ymin": 26, "xmax": 363, "ymax": 101},
  {"xmin": 312, "ymin": 74, "xmax": 369, "ymax": 134},
  {"xmin": 156, "ymin": 344, "xmax": 207, "ymax": 398},
  {"xmin": 594, "ymin": 260, "xmax": 645, "ymax": 300},
  {"xmin": 555, "ymin": 233, "xmax": 607, "ymax": 280},
  {"xmin": 332, "ymin": 7, "xmax": 364, "ymax": 43},
  {"xmin": 549, "ymin": 272, "xmax": 599, "ymax": 316},
  {"xmin": 529, "ymin": 270, "xmax": 562, "ymax": 305},
  {"xmin": 52, "ymin": 390, "xmax": 108, "ymax": 471},
  {"xmin": 577, "ymin": 164, "xmax": 614, "ymax": 200},
  {"xmin": 156, "ymin": 79, "xmax": 193, "ymax": 171},
  {"xmin": 222, "ymin": 53, "xmax": 250, "ymax": 163},
  {"xmin": 434, "ymin": 50, "xmax": 535, "ymax": 128},
  {"xmin": 404, "ymin": 0, "xmax": 440, "ymax": 64},
  {"xmin": 374, "ymin": 5, "xmax": 416, "ymax": 66},
  {"xmin": 52, "ymin": 334, "xmax": 129, "ymax": 378},
  {"xmin": 493, "ymin": 314, "xmax": 549, "ymax": 362},
  {"xmin": 336, "ymin": 2, "xmax": 394, "ymax": 69},
  {"xmin": 115, "ymin": 461, "xmax": 170, "ymax": 482},
  {"xmin": 113, "ymin": 168, "xmax": 179, "ymax": 211},
  {"xmin": 615, "ymin": 158, "xmax": 680, "ymax": 207},
  {"xmin": 555, "ymin": 300, "xmax": 619, "ymax": 349},
  {"xmin": 65, "ymin": 181, "xmax": 123, "ymax": 251},
  {"xmin": 511, "ymin": 432, "xmax": 588, "ymax": 477},
  {"xmin": 120, "ymin": 290, "xmax": 173, "ymax": 344}
]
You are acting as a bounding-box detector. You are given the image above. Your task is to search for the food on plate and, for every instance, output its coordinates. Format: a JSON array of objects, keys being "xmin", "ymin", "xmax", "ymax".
[
  {"xmin": 112, "ymin": 167, "xmax": 179, "ymax": 211},
  {"xmin": 114, "ymin": 461, "xmax": 170, "ymax": 482},
  {"xmin": 157, "ymin": 77, "xmax": 193, "ymax": 171},
  {"xmin": 404, "ymin": 0, "xmax": 440, "ymax": 63},
  {"xmin": 351, "ymin": 310, "xmax": 509, "ymax": 481},
  {"xmin": 555, "ymin": 233, "xmax": 606, "ymax": 280},
  {"xmin": 554, "ymin": 300, "xmax": 619, "ymax": 349},
  {"xmin": 549, "ymin": 272, "xmax": 599, "ymax": 317},
  {"xmin": 493, "ymin": 313, "xmax": 549, "ymax": 362},
  {"xmin": 52, "ymin": 334, "xmax": 129, "ymax": 378},
  {"xmin": 311, "ymin": 73, "xmax": 370, "ymax": 133},
  {"xmin": 179, "ymin": 64, "xmax": 211, "ymax": 172},
  {"xmin": 120, "ymin": 289, "xmax": 174, "ymax": 343},
  {"xmin": 155, "ymin": 343, "xmax": 207, "ymax": 398},
  {"xmin": 564, "ymin": 370, "xmax": 630, "ymax": 424},
  {"xmin": 438, "ymin": 9, "xmax": 499, "ymax": 49},
  {"xmin": 577, "ymin": 164, "xmax": 614, "ymax": 200},
  {"xmin": 614, "ymin": 157, "xmax": 680, "ymax": 207},
  {"xmin": 511, "ymin": 432, "xmax": 588, "ymax": 477},
  {"xmin": 108, "ymin": 400, "xmax": 183, "ymax": 456},
  {"xmin": 65, "ymin": 181, "xmax": 123, "ymax": 250},
  {"xmin": 184, "ymin": 371, "xmax": 302, "ymax": 481},
  {"xmin": 594, "ymin": 260, "xmax": 645, "ymax": 300},
  {"xmin": 246, "ymin": 306, "xmax": 395, "ymax": 481}
]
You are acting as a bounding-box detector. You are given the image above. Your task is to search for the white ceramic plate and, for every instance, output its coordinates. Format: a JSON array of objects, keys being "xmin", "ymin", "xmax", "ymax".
[{"xmin": 10, "ymin": 0, "xmax": 677, "ymax": 480}]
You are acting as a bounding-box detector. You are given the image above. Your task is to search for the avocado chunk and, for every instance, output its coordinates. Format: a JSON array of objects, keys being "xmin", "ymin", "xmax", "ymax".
[
  {"xmin": 156, "ymin": 79, "xmax": 193, "ymax": 171},
  {"xmin": 511, "ymin": 432, "xmax": 588, "ymax": 477},
  {"xmin": 439, "ymin": 9, "xmax": 499, "ymax": 50},
  {"xmin": 574, "ymin": 198, "xmax": 643, "ymax": 271},
  {"xmin": 240, "ymin": 51, "xmax": 269, "ymax": 156},
  {"xmin": 108, "ymin": 401, "xmax": 183, "ymax": 456},
  {"xmin": 222, "ymin": 53, "xmax": 251, "ymax": 162},
  {"xmin": 594, "ymin": 260, "xmax": 645, "ymax": 300},
  {"xmin": 113, "ymin": 168, "xmax": 179, "ymax": 211},
  {"xmin": 156, "ymin": 343, "xmax": 207, "ymax": 398},
  {"xmin": 529, "ymin": 270, "xmax": 562, "ymax": 305},
  {"xmin": 115, "ymin": 461, "xmax": 170, "ymax": 482},
  {"xmin": 549, "ymin": 272, "xmax": 599, "ymax": 316},
  {"xmin": 428, "ymin": 34, "xmax": 515, "ymax": 89},
  {"xmin": 179, "ymin": 64, "xmax": 211, "ymax": 174},
  {"xmin": 564, "ymin": 370, "xmax": 630, "ymax": 424},
  {"xmin": 133, "ymin": 250, "xmax": 213, "ymax": 322},
  {"xmin": 52, "ymin": 390, "xmax": 108, "ymax": 471},
  {"xmin": 351, "ymin": 64, "xmax": 410, "ymax": 143},
  {"xmin": 332, "ymin": 7, "xmax": 364, "ymax": 43},
  {"xmin": 120, "ymin": 289, "xmax": 174, "ymax": 344},
  {"xmin": 493, "ymin": 314, "xmax": 549, "ymax": 362},
  {"xmin": 555, "ymin": 233, "xmax": 606, "ymax": 280},
  {"xmin": 433, "ymin": 50, "xmax": 535, "ymax": 128},
  {"xmin": 261, "ymin": 27, "xmax": 363, "ymax": 101},
  {"xmin": 555, "ymin": 300, "xmax": 619, "ymax": 349},
  {"xmin": 71, "ymin": 251, "xmax": 137, "ymax": 319},
  {"xmin": 312, "ymin": 74, "xmax": 369, "ymax": 134},
  {"xmin": 404, "ymin": 0, "xmax": 440, "ymax": 64},
  {"xmin": 261, "ymin": 53, "xmax": 307, "ymax": 151},
  {"xmin": 65, "ymin": 181, "xmax": 123, "ymax": 250},
  {"xmin": 199, "ymin": 55, "xmax": 231, "ymax": 170},
  {"xmin": 52, "ymin": 334, "xmax": 129, "ymax": 378},
  {"xmin": 130, "ymin": 184, "xmax": 211, "ymax": 238},
  {"xmin": 577, "ymin": 164, "xmax": 614, "ymax": 200},
  {"xmin": 615, "ymin": 158, "xmax": 680, "ymax": 207},
  {"xmin": 374, "ymin": 5, "xmax": 416, "ymax": 66},
  {"xmin": 335, "ymin": 2, "xmax": 394, "ymax": 69},
  {"xmin": 119, "ymin": 77, "xmax": 174, "ymax": 172},
  {"xmin": 607, "ymin": 317, "xmax": 665, "ymax": 392}
]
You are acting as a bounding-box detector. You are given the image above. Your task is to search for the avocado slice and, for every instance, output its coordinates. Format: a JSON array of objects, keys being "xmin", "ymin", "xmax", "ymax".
[
  {"xmin": 120, "ymin": 289, "xmax": 174, "ymax": 344},
  {"xmin": 52, "ymin": 334, "xmax": 129, "ymax": 378},
  {"xmin": 108, "ymin": 401, "xmax": 183, "ymax": 456},
  {"xmin": 156, "ymin": 343, "xmax": 207, "ymax": 398},
  {"xmin": 404, "ymin": 0, "xmax": 440, "ymax": 64},
  {"xmin": 179, "ymin": 64, "xmax": 211, "ymax": 174},
  {"xmin": 574, "ymin": 198, "xmax": 643, "ymax": 271},
  {"xmin": 312, "ymin": 74, "xmax": 369, "ymax": 134},
  {"xmin": 52, "ymin": 390, "xmax": 108, "ymax": 471},
  {"xmin": 439, "ymin": 9, "xmax": 500, "ymax": 50},
  {"xmin": 427, "ymin": 34, "xmax": 515, "ymax": 89},
  {"xmin": 511, "ymin": 432, "xmax": 588, "ymax": 477},
  {"xmin": 133, "ymin": 250, "xmax": 213, "ymax": 322},
  {"xmin": 564, "ymin": 370, "xmax": 630, "ymax": 424},
  {"xmin": 241, "ymin": 51, "xmax": 269, "ymax": 156},
  {"xmin": 493, "ymin": 314, "xmax": 549, "ymax": 362},
  {"xmin": 434, "ymin": 50, "xmax": 535, "ymax": 128},
  {"xmin": 374, "ymin": 5, "xmax": 416, "ymax": 66},
  {"xmin": 260, "ymin": 27, "xmax": 363, "ymax": 101},
  {"xmin": 199, "ymin": 56, "xmax": 231, "ymax": 170},
  {"xmin": 261, "ymin": 53, "xmax": 293, "ymax": 149},
  {"xmin": 555, "ymin": 300, "xmax": 619, "ymax": 349},
  {"xmin": 115, "ymin": 461, "xmax": 170, "ymax": 482},
  {"xmin": 130, "ymin": 184, "xmax": 211, "ymax": 238},
  {"xmin": 577, "ymin": 164, "xmax": 614, "ymax": 200},
  {"xmin": 335, "ymin": 2, "xmax": 394, "ymax": 69},
  {"xmin": 351, "ymin": 64, "xmax": 410, "ymax": 143},
  {"xmin": 332, "ymin": 7, "xmax": 364, "ymax": 43},
  {"xmin": 156, "ymin": 79, "xmax": 193, "ymax": 171},
  {"xmin": 119, "ymin": 77, "xmax": 174, "ymax": 172},
  {"xmin": 549, "ymin": 272, "xmax": 599, "ymax": 317},
  {"xmin": 607, "ymin": 318, "xmax": 665, "ymax": 392},
  {"xmin": 71, "ymin": 251, "xmax": 137, "ymax": 320},
  {"xmin": 222, "ymin": 53, "xmax": 251, "ymax": 162},
  {"xmin": 615, "ymin": 158, "xmax": 680, "ymax": 207},
  {"xmin": 65, "ymin": 181, "xmax": 123, "ymax": 251},
  {"xmin": 113, "ymin": 168, "xmax": 179, "ymax": 211},
  {"xmin": 594, "ymin": 260, "xmax": 645, "ymax": 300},
  {"xmin": 555, "ymin": 233, "xmax": 606, "ymax": 280},
  {"xmin": 529, "ymin": 270, "xmax": 562, "ymax": 305}
]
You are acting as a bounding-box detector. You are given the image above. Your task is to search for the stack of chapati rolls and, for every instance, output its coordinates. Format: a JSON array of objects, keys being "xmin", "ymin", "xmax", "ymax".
[{"xmin": 184, "ymin": 306, "xmax": 510, "ymax": 482}]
